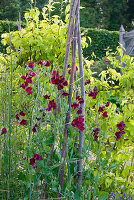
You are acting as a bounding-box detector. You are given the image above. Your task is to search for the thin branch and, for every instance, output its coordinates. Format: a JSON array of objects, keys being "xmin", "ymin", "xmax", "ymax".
[
  {"xmin": 62, "ymin": 0, "xmax": 79, "ymax": 78},
  {"xmin": 77, "ymin": 0, "xmax": 85, "ymax": 190}
]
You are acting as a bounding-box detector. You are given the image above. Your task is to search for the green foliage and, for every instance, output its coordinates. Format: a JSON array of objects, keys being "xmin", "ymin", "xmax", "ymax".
[
  {"xmin": 0, "ymin": 20, "xmax": 18, "ymax": 53},
  {"xmin": 0, "ymin": 4, "xmax": 134, "ymax": 200},
  {"xmin": 82, "ymin": 28, "xmax": 119, "ymax": 60}
]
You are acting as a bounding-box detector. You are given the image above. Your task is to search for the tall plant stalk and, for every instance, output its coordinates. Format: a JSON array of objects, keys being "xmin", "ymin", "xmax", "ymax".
[
  {"xmin": 77, "ymin": 0, "xmax": 85, "ymax": 190},
  {"xmin": 8, "ymin": 21, "xmax": 13, "ymax": 198}
]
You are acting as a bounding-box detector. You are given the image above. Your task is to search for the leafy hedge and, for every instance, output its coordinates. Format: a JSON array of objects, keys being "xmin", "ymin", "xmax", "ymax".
[
  {"xmin": 0, "ymin": 20, "xmax": 19, "ymax": 53},
  {"xmin": 82, "ymin": 28, "xmax": 119, "ymax": 60}
]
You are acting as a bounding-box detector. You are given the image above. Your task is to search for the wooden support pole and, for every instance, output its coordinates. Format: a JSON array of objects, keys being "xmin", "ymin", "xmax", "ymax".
[{"xmin": 77, "ymin": 0, "xmax": 85, "ymax": 191}]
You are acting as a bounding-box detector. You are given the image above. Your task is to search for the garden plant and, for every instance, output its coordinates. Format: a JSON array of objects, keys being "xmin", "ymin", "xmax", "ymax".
[{"xmin": 0, "ymin": 0, "xmax": 134, "ymax": 200}]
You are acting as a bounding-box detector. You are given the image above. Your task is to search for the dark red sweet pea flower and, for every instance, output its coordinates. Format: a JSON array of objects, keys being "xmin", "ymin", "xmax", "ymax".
[
  {"xmin": 46, "ymin": 99, "xmax": 56, "ymax": 111},
  {"xmin": 21, "ymin": 75, "xmax": 26, "ymax": 80},
  {"xmin": 32, "ymin": 126, "xmax": 36, "ymax": 133},
  {"xmin": 62, "ymin": 91, "xmax": 69, "ymax": 97},
  {"xmin": 20, "ymin": 119, "xmax": 27, "ymax": 126},
  {"xmin": 19, "ymin": 111, "xmax": 25, "ymax": 116},
  {"xmin": 115, "ymin": 131, "xmax": 122, "ymax": 141},
  {"xmin": 1, "ymin": 128, "xmax": 7, "ymax": 135},
  {"xmin": 43, "ymin": 94, "xmax": 50, "ymax": 99},
  {"xmin": 24, "ymin": 81, "xmax": 29, "ymax": 87},
  {"xmin": 23, "ymin": 156, "xmax": 26, "ymax": 160},
  {"xmin": 39, "ymin": 59, "xmax": 43, "ymax": 65},
  {"xmin": 26, "ymin": 87, "xmax": 33, "ymax": 95},
  {"xmin": 93, "ymin": 128, "xmax": 99, "ymax": 142},
  {"xmin": 93, "ymin": 86, "xmax": 97, "ymax": 92},
  {"xmin": 102, "ymin": 111, "xmax": 108, "ymax": 118},
  {"xmin": 71, "ymin": 115, "xmax": 85, "ymax": 131},
  {"xmin": 45, "ymin": 61, "xmax": 50, "ymax": 67},
  {"xmin": 63, "ymin": 81, "xmax": 68, "ymax": 86},
  {"xmin": 105, "ymin": 102, "xmax": 110, "ymax": 107},
  {"xmin": 20, "ymin": 83, "xmax": 26, "ymax": 89},
  {"xmin": 88, "ymin": 91, "xmax": 98, "ymax": 99},
  {"xmin": 59, "ymin": 75, "xmax": 65, "ymax": 83},
  {"xmin": 28, "ymin": 62, "xmax": 34, "ymax": 69},
  {"xmin": 77, "ymin": 108, "xmax": 82, "ymax": 115},
  {"xmin": 29, "ymin": 158, "xmax": 35, "ymax": 165},
  {"xmin": 26, "ymin": 77, "xmax": 32, "ymax": 84},
  {"xmin": 35, "ymin": 123, "xmax": 38, "ymax": 127},
  {"xmin": 58, "ymin": 84, "xmax": 63, "ymax": 90},
  {"xmin": 98, "ymin": 107, "xmax": 104, "ymax": 112},
  {"xmin": 15, "ymin": 113, "xmax": 20, "ymax": 120},
  {"xmin": 29, "ymin": 71, "xmax": 35, "ymax": 77},
  {"xmin": 117, "ymin": 121, "xmax": 125, "ymax": 131},
  {"xmin": 71, "ymin": 103, "xmax": 79, "ymax": 109},
  {"xmin": 67, "ymin": 64, "xmax": 70, "ymax": 68},
  {"xmin": 76, "ymin": 96, "xmax": 80, "ymax": 101},
  {"xmin": 85, "ymin": 79, "xmax": 91, "ymax": 85},
  {"xmin": 76, "ymin": 66, "xmax": 78, "ymax": 71},
  {"xmin": 68, "ymin": 69, "xmax": 71, "ymax": 74},
  {"xmin": 33, "ymin": 154, "xmax": 43, "ymax": 161},
  {"xmin": 78, "ymin": 98, "xmax": 84, "ymax": 104}
]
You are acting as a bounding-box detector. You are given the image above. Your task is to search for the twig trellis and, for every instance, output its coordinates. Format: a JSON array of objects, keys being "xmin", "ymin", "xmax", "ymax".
[{"xmin": 58, "ymin": 0, "xmax": 85, "ymax": 198}]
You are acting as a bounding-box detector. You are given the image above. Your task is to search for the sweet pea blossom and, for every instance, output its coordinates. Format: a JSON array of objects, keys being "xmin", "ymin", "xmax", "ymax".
[
  {"xmin": 102, "ymin": 111, "xmax": 108, "ymax": 118},
  {"xmin": 117, "ymin": 121, "xmax": 125, "ymax": 131},
  {"xmin": 28, "ymin": 62, "xmax": 34, "ymax": 69},
  {"xmin": 1, "ymin": 128, "xmax": 7, "ymax": 135}
]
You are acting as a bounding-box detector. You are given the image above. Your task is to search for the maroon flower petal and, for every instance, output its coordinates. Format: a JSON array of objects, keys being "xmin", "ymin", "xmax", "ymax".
[
  {"xmin": 20, "ymin": 119, "xmax": 27, "ymax": 125},
  {"xmin": 85, "ymin": 79, "xmax": 91, "ymax": 85},
  {"xmin": 62, "ymin": 91, "xmax": 69, "ymax": 97},
  {"xmin": 98, "ymin": 107, "xmax": 104, "ymax": 112},
  {"xmin": 28, "ymin": 62, "xmax": 34, "ymax": 69},
  {"xmin": 29, "ymin": 158, "xmax": 35, "ymax": 165},
  {"xmin": 21, "ymin": 75, "xmax": 26, "ymax": 80},
  {"xmin": 39, "ymin": 59, "xmax": 43, "ymax": 65},
  {"xmin": 26, "ymin": 87, "xmax": 33, "ymax": 95},
  {"xmin": 1, "ymin": 128, "xmax": 7, "ymax": 135},
  {"xmin": 15, "ymin": 113, "xmax": 20, "ymax": 120},
  {"xmin": 105, "ymin": 102, "xmax": 110, "ymax": 107},
  {"xmin": 71, "ymin": 103, "xmax": 79, "ymax": 109},
  {"xmin": 29, "ymin": 71, "xmax": 35, "ymax": 77},
  {"xmin": 20, "ymin": 83, "xmax": 26, "ymax": 89},
  {"xmin": 19, "ymin": 111, "xmax": 25, "ymax": 116},
  {"xmin": 43, "ymin": 94, "xmax": 50, "ymax": 99},
  {"xmin": 45, "ymin": 61, "xmax": 50, "ymax": 67},
  {"xmin": 102, "ymin": 111, "xmax": 108, "ymax": 118},
  {"xmin": 32, "ymin": 126, "xmax": 36, "ymax": 132},
  {"xmin": 117, "ymin": 121, "xmax": 125, "ymax": 131}
]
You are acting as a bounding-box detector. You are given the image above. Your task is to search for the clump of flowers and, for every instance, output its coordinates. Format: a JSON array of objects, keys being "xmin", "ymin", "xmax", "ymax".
[
  {"xmin": 71, "ymin": 115, "xmax": 85, "ymax": 131},
  {"xmin": 93, "ymin": 128, "xmax": 99, "ymax": 142},
  {"xmin": 39, "ymin": 59, "xmax": 50, "ymax": 67},
  {"xmin": 98, "ymin": 102, "xmax": 110, "ymax": 118},
  {"xmin": 115, "ymin": 121, "xmax": 126, "ymax": 141},
  {"xmin": 88, "ymin": 86, "xmax": 98, "ymax": 99},
  {"xmin": 29, "ymin": 154, "xmax": 43, "ymax": 169},
  {"xmin": 1, "ymin": 128, "xmax": 7, "ymax": 135},
  {"xmin": 50, "ymin": 70, "xmax": 68, "ymax": 90},
  {"xmin": 20, "ymin": 66, "xmax": 36, "ymax": 95},
  {"xmin": 15, "ymin": 111, "xmax": 27, "ymax": 126},
  {"xmin": 46, "ymin": 99, "xmax": 56, "ymax": 111}
]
